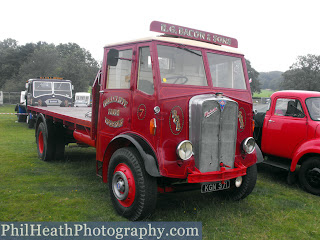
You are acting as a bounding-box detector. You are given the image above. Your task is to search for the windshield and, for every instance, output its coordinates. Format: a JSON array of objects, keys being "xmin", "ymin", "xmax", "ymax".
[
  {"xmin": 207, "ymin": 53, "xmax": 246, "ymax": 89},
  {"xmin": 306, "ymin": 98, "xmax": 320, "ymax": 120},
  {"xmin": 33, "ymin": 81, "xmax": 72, "ymax": 97},
  {"xmin": 157, "ymin": 45, "xmax": 207, "ymax": 86},
  {"xmin": 33, "ymin": 81, "xmax": 52, "ymax": 97},
  {"xmin": 54, "ymin": 82, "xmax": 72, "ymax": 97}
]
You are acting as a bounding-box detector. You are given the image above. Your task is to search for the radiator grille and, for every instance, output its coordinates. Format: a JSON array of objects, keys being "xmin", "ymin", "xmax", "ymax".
[{"xmin": 189, "ymin": 95, "xmax": 238, "ymax": 172}]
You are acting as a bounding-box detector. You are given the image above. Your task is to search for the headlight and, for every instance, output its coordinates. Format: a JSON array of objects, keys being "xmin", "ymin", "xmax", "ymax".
[
  {"xmin": 242, "ymin": 137, "xmax": 255, "ymax": 154},
  {"xmin": 176, "ymin": 140, "xmax": 193, "ymax": 160}
]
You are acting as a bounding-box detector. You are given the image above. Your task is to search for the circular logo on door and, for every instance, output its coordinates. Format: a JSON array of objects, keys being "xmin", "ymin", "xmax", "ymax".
[
  {"xmin": 137, "ymin": 104, "xmax": 146, "ymax": 120},
  {"xmin": 169, "ymin": 106, "xmax": 184, "ymax": 135}
]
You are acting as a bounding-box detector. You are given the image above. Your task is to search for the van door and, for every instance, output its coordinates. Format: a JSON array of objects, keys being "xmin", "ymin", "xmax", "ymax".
[{"xmin": 261, "ymin": 97, "xmax": 307, "ymax": 158}]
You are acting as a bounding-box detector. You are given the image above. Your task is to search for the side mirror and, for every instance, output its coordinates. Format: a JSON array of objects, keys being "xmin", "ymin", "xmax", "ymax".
[
  {"xmin": 25, "ymin": 83, "xmax": 29, "ymax": 89},
  {"xmin": 72, "ymin": 85, "xmax": 74, "ymax": 90},
  {"xmin": 107, "ymin": 49, "xmax": 119, "ymax": 66}
]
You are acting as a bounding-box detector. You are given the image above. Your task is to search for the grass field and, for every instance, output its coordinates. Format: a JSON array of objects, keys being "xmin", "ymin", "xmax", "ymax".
[{"xmin": 0, "ymin": 104, "xmax": 319, "ymax": 239}]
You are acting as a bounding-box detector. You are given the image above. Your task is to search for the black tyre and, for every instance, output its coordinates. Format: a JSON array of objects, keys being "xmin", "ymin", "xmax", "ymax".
[
  {"xmin": 108, "ymin": 147, "xmax": 157, "ymax": 221},
  {"xmin": 27, "ymin": 115, "xmax": 35, "ymax": 128},
  {"xmin": 299, "ymin": 157, "xmax": 320, "ymax": 196},
  {"xmin": 36, "ymin": 122, "xmax": 55, "ymax": 161},
  {"xmin": 222, "ymin": 164, "xmax": 257, "ymax": 200},
  {"xmin": 54, "ymin": 124, "xmax": 65, "ymax": 160}
]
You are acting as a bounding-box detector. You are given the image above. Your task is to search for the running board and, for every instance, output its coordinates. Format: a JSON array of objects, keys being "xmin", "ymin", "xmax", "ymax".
[{"xmin": 262, "ymin": 160, "xmax": 290, "ymax": 171}]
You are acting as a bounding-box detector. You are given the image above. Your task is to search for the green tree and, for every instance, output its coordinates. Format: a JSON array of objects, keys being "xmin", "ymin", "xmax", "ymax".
[
  {"xmin": 1, "ymin": 40, "xmax": 99, "ymax": 92},
  {"xmin": 259, "ymin": 71, "xmax": 284, "ymax": 90},
  {"xmin": 282, "ymin": 54, "xmax": 320, "ymax": 90},
  {"xmin": 0, "ymin": 39, "xmax": 21, "ymax": 89},
  {"xmin": 0, "ymin": 39, "xmax": 42, "ymax": 90},
  {"xmin": 246, "ymin": 59, "xmax": 261, "ymax": 94},
  {"xmin": 56, "ymin": 43, "xmax": 99, "ymax": 92}
]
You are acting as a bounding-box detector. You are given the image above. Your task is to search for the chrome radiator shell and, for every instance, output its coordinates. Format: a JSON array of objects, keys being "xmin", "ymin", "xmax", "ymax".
[{"xmin": 189, "ymin": 95, "xmax": 238, "ymax": 173}]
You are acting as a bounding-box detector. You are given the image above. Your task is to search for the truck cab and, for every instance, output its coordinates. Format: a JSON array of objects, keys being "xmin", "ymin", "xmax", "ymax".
[
  {"xmin": 255, "ymin": 90, "xmax": 320, "ymax": 196},
  {"xmin": 26, "ymin": 77, "xmax": 73, "ymax": 107}
]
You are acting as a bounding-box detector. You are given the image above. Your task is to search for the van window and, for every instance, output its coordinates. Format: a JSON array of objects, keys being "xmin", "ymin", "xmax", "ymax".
[{"xmin": 274, "ymin": 98, "xmax": 304, "ymax": 118}]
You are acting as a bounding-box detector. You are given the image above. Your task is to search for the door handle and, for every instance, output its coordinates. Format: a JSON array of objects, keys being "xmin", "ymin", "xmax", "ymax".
[{"xmin": 268, "ymin": 120, "xmax": 275, "ymax": 123}]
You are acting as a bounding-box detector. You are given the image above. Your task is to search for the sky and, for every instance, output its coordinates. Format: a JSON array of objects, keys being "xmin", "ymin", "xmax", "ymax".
[{"xmin": 1, "ymin": 0, "xmax": 320, "ymax": 72}]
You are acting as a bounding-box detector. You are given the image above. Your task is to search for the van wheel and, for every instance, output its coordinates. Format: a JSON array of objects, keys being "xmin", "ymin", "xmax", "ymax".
[
  {"xmin": 108, "ymin": 147, "xmax": 157, "ymax": 221},
  {"xmin": 221, "ymin": 164, "xmax": 257, "ymax": 200},
  {"xmin": 299, "ymin": 157, "xmax": 320, "ymax": 195},
  {"xmin": 36, "ymin": 122, "xmax": 55, "ymax": 161}
]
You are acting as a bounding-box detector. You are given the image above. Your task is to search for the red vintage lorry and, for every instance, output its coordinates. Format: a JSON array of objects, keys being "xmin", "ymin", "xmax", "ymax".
[
  {"xmin": 254, "ymin": 90, "xmax": 320, "ymax": 196},
  {"xmin": 27, "ymin": 21, "xmax": 263, "ymax": 220}
]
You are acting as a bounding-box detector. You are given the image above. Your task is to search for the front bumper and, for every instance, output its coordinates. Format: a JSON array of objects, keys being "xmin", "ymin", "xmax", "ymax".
[{"xmin": 187, "ymin": 162, "xmax": 247, "ymax": 183}]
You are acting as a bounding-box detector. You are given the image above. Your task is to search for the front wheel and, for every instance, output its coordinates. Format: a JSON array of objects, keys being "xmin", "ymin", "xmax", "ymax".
[
  {"xmin": 299, "ymin": 157, "xmax": 320, "ymax": 196},
  {"xmin": 221, "ymin": 164, "xmax": 257, "ymax": 201},
  {"xmin": 108, "ymin": 147, "xmax": 157, "ymax": 221}
]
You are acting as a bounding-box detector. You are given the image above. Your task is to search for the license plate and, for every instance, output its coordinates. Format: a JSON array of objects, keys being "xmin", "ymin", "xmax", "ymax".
[
  {"xmin": 201, "ymin": 180, "xmax": 230, "ymax": 193},
  {"xmin": 49, "ymin": 100, "xmax": 58, "ymax": 103}
]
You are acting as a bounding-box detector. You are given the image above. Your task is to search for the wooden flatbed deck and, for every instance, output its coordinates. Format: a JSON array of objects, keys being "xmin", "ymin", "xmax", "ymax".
[{"xmin": 28, "ymin": 106, "xmax": 92, "ymax": 128}]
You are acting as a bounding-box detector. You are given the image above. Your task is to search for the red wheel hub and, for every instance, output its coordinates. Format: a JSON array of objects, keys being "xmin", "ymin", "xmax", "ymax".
[
  {"xmin": 112, "ymin": 163, "xmax": 136, "ymax": 207},
  {"xmin": 38, "ymin": 131, "xmax": 44, "ymax": 154}
]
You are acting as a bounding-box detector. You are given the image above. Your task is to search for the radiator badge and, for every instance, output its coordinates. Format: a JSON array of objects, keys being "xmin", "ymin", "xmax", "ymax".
[
  {"xmin": 204, "ymin": 107, "xmax": 218, "ymax": 118},
  {"xmin": 218, "ymin": 100, "xmax": 226, "ymax": 112},
  {"xmin": 169, "ymin": 106, "xmax": 184, "ymax": 135},
  {"xmin": 238, "ymin": 107, "xmax": 246, "ymax": 132}
]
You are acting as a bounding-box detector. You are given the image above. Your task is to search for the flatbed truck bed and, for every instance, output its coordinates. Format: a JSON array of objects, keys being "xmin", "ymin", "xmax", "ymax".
[{"xmin": 27, "ymin": 106, "xmax": 92, "ymax": 128}]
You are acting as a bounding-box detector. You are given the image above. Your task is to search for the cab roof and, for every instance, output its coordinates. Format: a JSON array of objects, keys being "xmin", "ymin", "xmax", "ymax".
[
  {"xmin": 271, "ymin": 90, "xmax": 320, "ymax": 99},
  {"xmin": 104, "ymin": 36, "xmax": 243, "ymax": 55}
]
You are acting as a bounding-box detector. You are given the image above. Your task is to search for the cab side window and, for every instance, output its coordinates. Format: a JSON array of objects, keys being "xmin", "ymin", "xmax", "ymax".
[
  {"xmin": 106, "ymin": 49, "xmax": 132, "ymax": 89},
  {"xmin": 137, "ymin": 47, "xmax": 154, "ymax": 95},
  {"xmin": 274, "ymin": 98, "xmax": 305, "ymax": 118}
]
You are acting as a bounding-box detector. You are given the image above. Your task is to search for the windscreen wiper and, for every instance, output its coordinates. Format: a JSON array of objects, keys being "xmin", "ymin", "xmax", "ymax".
[{"xmin": 178, "ymin": 44, "xmax": 202, "ymax": 57}]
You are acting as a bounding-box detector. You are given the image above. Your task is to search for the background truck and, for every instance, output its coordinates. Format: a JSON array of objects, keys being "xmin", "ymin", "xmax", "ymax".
[
  {"xmin": 254, "ymin": 90, "xmax": 320, "ymax": 196},
  {"xmin": 16, "ymin": 77, "xmax": 73, "ymax": 127},
  {"xmin": 74, "ymin": 92, "xmax": 91, "ymax": 107},
  {"xmin": 27, "ymin": 21, "xmax": 263, "ymax": 220}
]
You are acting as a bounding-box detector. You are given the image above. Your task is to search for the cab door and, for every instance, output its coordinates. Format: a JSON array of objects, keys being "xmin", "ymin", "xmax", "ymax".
[
  {"xmin": 96, "ymin": 47, "xmax": 134, "ymax": 161},
  {"xmin": 261, "ymin": 97, "xmax": 307, "ymax": 159},
  {"xmin": 132, "ymin": 44, "xmax": 158, "ymax": 149}
]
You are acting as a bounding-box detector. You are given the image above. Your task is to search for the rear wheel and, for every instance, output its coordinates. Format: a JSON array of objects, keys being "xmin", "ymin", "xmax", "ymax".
[
  {"xmin": 36, "ymin": 122, "xmax": 55, "ymax": 161},
  {"xmin": 36, "ymin": 121, "xmax": 65, "ymax": 161},
  {"xmin": 108, "ymin": 147, "xmax": 157, "ymax": 221},
  {"xmin": 299, "ymin": 157, "xmax": 320, "ymax": 195},
  {"xmin": 54, "ymin": 124, "xmax": 65, "ymax": 160},
  {"xmin": 221, "ymin": 164, "xmax": 257, "ymax": 200}
]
